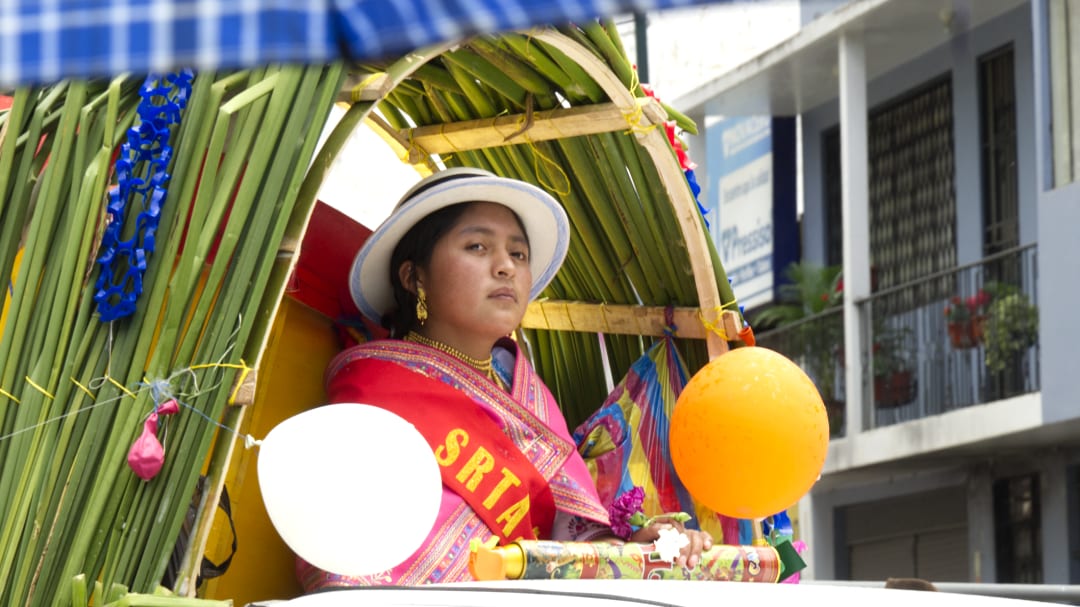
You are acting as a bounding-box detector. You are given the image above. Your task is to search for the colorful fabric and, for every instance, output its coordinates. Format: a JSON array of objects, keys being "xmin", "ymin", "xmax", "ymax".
[
  {"xmin": 297, "ymin": 337, "xmax": 610, "ymax": 590},
  {"xmin": 573, "ymin": 336, "xmax": 748, "ymax": 544},
  {"xmin": 328, "ymin": 356, "xmax": 557, "ymax": 543}
]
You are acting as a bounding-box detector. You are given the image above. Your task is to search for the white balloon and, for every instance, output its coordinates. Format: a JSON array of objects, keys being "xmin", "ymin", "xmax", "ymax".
[{"xmin": 257, "ymin": 403, "xmax": 442, "ymax": 577}]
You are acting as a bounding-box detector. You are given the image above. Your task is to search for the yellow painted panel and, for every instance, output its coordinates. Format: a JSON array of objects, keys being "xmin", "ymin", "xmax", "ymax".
[{"xmin": 201, "ymin": 298, "xmax": 342, "ymax": 605}]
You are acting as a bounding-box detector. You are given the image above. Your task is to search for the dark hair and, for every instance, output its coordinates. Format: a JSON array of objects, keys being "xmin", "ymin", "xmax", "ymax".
[
  {"xmin": 383, "ymin": 201, "xmax": 530, "ymax": 337},
  {"xmin": 884, "ymin": 578, "xmax": 937, "ymax": 591},
  {"xmin": 384, "ymin": 203, "xmax": 471, "ymax": 336}
]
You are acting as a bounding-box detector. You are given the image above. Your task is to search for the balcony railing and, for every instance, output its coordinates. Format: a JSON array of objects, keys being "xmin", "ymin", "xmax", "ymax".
[
  {"xmin": 755, "ymin": 307, "xmax": 846, "ymax": 437},
  {"xmin": 755, "ymin": 243, "xmax": 1039, "ymax": 438}
]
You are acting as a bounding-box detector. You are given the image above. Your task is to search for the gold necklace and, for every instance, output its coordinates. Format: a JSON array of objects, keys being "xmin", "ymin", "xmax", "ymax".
[{"xmin": 406, "ymin": 331, "xmax": 506, "ymax": 389}]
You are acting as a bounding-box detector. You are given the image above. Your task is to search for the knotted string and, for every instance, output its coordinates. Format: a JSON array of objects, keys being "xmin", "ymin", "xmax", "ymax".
[{"xmin": 0, "ymin": 359, "xmax": 262, "ymax": 454}]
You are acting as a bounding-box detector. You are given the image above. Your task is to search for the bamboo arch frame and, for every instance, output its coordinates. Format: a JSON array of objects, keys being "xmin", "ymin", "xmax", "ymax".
[{"xmin": 338, "ymin": 28, "xmax": 735, "ymax": 359}]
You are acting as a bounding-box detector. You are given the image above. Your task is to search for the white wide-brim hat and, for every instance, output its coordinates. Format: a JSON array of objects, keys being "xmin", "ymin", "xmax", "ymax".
[{"xmin": 349, "ymin": 167, "xmax": 570, "ymax": 324}]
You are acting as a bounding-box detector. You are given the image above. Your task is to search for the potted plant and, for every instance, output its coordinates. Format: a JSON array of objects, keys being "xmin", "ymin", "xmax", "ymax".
[
  {"xmin": 944, "ymin": 295, "xmax": 974, "ymax": 349},
  {"xmin": 872, "ymin": 324, "xmax": 916, "ymax": 407},
  {"xmin": 983, "ymin": 284, "xmax": 1038, "ymax": 373},
  {"xmin": 944, "ymin": 288, "xmax": 991, "ymax": 349}
]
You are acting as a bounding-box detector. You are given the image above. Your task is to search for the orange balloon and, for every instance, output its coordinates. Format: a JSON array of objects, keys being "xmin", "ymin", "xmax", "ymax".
[{"xmin": 670, "ymin": 346, "xmax": 829, "ymax": 519}]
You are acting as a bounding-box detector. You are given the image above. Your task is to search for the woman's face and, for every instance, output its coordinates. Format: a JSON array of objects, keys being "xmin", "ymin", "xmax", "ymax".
[{"xmin": 414, "ymin": 202, "xmax": 532, "ymax": 345}]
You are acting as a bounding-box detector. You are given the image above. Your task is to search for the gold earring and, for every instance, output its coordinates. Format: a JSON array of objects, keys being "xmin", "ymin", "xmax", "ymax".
[{"xmin": 416, "ymin": 286, "xmax": 428, "ymax": 326}]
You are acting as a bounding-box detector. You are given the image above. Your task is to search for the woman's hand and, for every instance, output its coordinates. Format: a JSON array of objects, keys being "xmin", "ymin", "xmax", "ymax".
[{"xmin": 628, "ymin": 517, "xmax": 713, "ymax": 569}]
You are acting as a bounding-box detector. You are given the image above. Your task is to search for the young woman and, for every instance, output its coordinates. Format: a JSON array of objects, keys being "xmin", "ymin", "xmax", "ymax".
[{"xmin": 297, "ymin": 168, "xmax": 710, "ymax": 589}]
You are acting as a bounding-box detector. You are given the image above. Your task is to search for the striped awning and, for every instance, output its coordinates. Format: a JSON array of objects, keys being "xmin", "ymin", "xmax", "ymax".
[{"xmin": 0, "ymin": 0, "xmax": 724, "ymax": 87}]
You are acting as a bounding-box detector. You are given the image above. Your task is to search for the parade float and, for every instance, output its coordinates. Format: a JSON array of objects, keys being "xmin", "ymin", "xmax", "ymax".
[{"xmin": 0, "ymin": 18, "xmax": 828, "ymax": 607}]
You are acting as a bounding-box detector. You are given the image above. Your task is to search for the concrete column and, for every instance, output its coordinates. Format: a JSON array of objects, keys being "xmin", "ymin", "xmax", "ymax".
[
  {"xmin": 839, "ymin": 32, "xmax": 870, "ymax": 435},
  {"xmin": 967, "ymin": 466, "xmax": 997, "ymax": 582},
  {"xmin": 1041, "ymin": 452, "xmax": 1069, "ymax": 583},
  {"xmin": 803, "ymin": 490, "xmax": 836, "ymax": 579},
  {"xmin": 950, "ymin": 27, "xmax": 983, "ymax": 266}
]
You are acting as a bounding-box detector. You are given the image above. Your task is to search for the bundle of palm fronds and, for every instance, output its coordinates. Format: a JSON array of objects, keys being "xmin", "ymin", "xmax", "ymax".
[{"xmin": 0, "ymin": 63, "xmax": 344, "ymax": 606}]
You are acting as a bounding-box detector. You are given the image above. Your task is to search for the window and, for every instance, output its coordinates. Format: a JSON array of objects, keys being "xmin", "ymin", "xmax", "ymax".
[
  {"xmin": 823, "ymin": 76, "xmax": 957, "ymax": 303},
  {"xmin": 993, "ymin": 474, "xmax": 1043, "ymax": 583},
  {"xmin": 979, "ymin": 45, "xmax": 1028, "ymax": 398},
  {"xmin": 979, "ymin": 44, "xmax": 1019, "ymax": 259}
]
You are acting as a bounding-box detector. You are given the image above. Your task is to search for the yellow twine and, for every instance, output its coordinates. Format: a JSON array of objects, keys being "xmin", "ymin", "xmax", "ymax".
[
  {"xmin": 628, "ymin": 61, "xmax": 641, "ymax": 94},
  {"xmin": 697, "ymin": 301, "xmax": 742, "ymax": 341},
  {"xmin": 189, "ymin": 361, "xmax": 250, "ymax": 371},
  {"xmin": 620, "ymin": 65, "xmax": 660, "ymax": 135},
  {"xmin": 24, "ymin": 376, "xmax": 54, "ymax": 400},
  {"xmin": 622, "ymin": 101, "xmax": 659, "ymax": 135},
  {"xmin": 563, "ymin": 301, "xmax": 577, "ymax": 332},
  {"xmin": 229, "ymin": 361, "xmax": 253, "ymax": 405},
  {"xmin": 538, "ymin": 301, "xmax": 552, "ymax": 331},
  {"xmin": 107, "ymin": 376, "xmax": 139, "ymax": 400},
  {"xmin": 350, "ymin": 73, "xmax": 386, "ymax": 103},
  {"xmin": 527, "ymin": 137, "xmax": 571, "ymax": 196},
  {"xmin": 71, "ymin": 377, "xmax": 95, "ymax": 401},
  {"xmin": 437, "ymin": 124, "xmax": 460, "ymax": 155},
  {"xmin": 698, "ymin": 311, "xmax": 729, "ymax": 341},
  {"xmin": 0, "ymin": 357, "xmax": 260, "ymax": 447},
  {"xmin": 599, "ymin": 303, "xmax": 611, "ymax": 334},
  {"xmin": 400, "ymin": 129, "xmax": 429, "ymax": 166},
  {"xmin": 190, "ymin": 359, "xmax": 253, "ymax": 405}
]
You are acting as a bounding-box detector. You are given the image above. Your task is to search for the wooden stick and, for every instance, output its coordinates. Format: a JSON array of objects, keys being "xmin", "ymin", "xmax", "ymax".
[
  {"xmin": 398, "ymin": 99, "xmax": 659, "ymax": 154},
  {"xmin": 522, "ymin": 300, "xmax": 742, "ymax": 341}
]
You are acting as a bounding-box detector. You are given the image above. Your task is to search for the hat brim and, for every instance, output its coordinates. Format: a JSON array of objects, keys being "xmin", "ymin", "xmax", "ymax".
[{"xmin": 349, "ymin": 176, "xmax": 570, "ymax": 324}]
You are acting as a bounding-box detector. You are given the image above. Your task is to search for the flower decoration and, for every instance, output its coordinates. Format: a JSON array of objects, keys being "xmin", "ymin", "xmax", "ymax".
[
  {"xmin": 945, "ymin": 289, "xmax": 991, "ymax": 324},
  {"xmin": 608, "ymin": 486, "xmax": 645, "ymax": 539},
  {"xmin": 944, "ymin": 295, "xmax": 971, "ymax": 324},
  {"xmin": 967, "ymin": 289, "xmax": 992, "ymax": 317},
  {"xmin": 639, "ymin": 81, "xmax": 711, "ymax": 228},
  {"xmin": 607, "ymin": 485, "xmax": 693, "ymax": 540},
  {"xmin": 945, "ymin": 288, "xmax": 995, "ymax": 349}
]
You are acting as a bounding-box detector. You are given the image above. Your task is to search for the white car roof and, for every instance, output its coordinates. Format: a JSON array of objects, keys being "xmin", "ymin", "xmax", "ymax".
[{"xmin": 278, "ymin": 579, "xmax": 1050, "ymax": 607}]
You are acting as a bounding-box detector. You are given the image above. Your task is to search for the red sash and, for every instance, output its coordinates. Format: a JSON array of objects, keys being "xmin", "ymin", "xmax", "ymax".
[{"xmin": 326, "ymin": 357, "xmax": 556, "ymax": 543}]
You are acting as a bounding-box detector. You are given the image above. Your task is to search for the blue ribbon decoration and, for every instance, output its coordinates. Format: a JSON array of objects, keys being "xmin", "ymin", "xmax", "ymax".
[
  {"xmin": 684, "ymin": 167, "xmax": 709, "ymax": 229},
  {"xmin": 94, "ymin": 70, "xmax": 193, "ymax": 322},
  {"xmin": 761, "ymin": 510, "xmax": 795, "ymax": 540}
]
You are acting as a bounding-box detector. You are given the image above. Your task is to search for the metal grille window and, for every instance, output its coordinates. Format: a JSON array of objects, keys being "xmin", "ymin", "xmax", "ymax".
[
  {"xmin": 823, "ymin": 76, "xmax": 957, "ymax": 301},
  {"xmin": 993, "ymin": 474, "xmax": 1043, "ymax": 583},
  {"xmin": 980, "ymin": 45, "xmax": 1019, "ymax": 261},
  {"xmin": 980, "ymin": 46, "xmax": 1030, "ymax": 397}
]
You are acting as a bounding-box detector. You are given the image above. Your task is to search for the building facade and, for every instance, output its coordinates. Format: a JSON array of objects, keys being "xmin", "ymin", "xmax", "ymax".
[{"xmin": 674, "ymin": 0, "xmax": 1080, "ymax": 584}]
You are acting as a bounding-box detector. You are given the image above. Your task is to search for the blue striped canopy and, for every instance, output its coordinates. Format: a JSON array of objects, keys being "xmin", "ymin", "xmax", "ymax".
[{"xmin": 0, "ymin": 0, "xmax": 724, "ymax": 87}]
